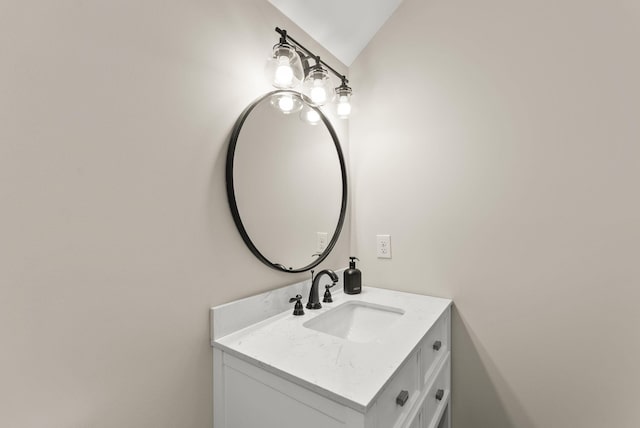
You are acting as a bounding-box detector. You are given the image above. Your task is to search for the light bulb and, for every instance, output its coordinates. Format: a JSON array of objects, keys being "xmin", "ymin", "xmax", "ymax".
[
  {"xmin": 303, "ymin": 64, "xmax": 332, "ymax": 106},
  {"xmin": 310, "ymin": 81, "xmax": 328, "ymax": 105},
  {"xmin": 274, "ymin": 56, "xmax": 294, "ymax": 87},
  {"xmin": 337, "ymin": 95, "xmax": 351, "ymax": 118},
  {"xmin": 269, "ymin": 92, "xmax": 302, "ymax": 114},
  {"xmin": 304, "ymin": 109, "xmax": 321, "ymax": 125},
  {"xmin": 278, "ymin": 94, "xmax": 294, "ymax": 112}
]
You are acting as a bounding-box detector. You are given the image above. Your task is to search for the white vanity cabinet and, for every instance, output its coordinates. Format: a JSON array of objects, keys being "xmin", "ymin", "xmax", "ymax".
[{"xmin": 211, "ymin": 285, "xmax": 451, "ymax": 428}]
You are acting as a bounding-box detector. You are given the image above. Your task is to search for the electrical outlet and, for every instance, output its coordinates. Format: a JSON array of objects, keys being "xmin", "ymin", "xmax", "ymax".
[
  {"xmin": 317, "ymin": 232, "xmax": 328, "ymax": 252},
  {"xmin": 376, "ymin": 234, "xmax": 392, "ymax": 259}
]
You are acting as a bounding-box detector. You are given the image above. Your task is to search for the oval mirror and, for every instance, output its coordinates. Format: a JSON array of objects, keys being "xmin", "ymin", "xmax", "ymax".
[{"xmin": 226, "ymin": 90, "xmax": 347, "ymax": 273}]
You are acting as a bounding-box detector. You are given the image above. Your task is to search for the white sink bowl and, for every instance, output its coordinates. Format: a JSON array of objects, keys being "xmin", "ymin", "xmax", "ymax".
[{"xmin": 303, "ymin": 301, "xmax": 405, "ymax": 343}]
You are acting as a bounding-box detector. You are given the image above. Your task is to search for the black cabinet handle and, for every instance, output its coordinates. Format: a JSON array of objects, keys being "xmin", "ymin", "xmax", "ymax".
[
  {"xmin": 433, "ymin": 340, "xmax": 442, "ymax": 351},
  {"xmin": 435, "ymin": 389, "xmax": 445, "ymax": 401},
  {"xmin": 396, "ymin": 390, "xmax": 409, "ymax": 406}
]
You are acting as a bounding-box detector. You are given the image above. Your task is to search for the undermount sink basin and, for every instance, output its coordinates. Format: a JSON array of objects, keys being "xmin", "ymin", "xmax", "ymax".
[{"xmin": 303, "ymin": 301, "xmax": 405, "ymax": 343}]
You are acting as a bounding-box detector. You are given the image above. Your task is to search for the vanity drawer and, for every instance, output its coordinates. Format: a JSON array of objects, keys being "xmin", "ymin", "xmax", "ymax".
[
  {"xmin": 423, "ymin": 358, "xmax": 450, "ymax": 428},
  {"xmin": 407, "ymin": 411, "xmax": 422, "ymax": 428},
  {"xmin": 375, "ymin": 352, "xmax": 420, "ymax": 428},
  {"xmin": 419, "ymin": 309, "xmax": 449, "ymax": 386}
]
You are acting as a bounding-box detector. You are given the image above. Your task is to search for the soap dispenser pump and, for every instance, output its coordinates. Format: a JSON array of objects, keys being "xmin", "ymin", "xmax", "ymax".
[{"xmin": 344, "ymin": 257, "xmax": 362, "ymax": 294}]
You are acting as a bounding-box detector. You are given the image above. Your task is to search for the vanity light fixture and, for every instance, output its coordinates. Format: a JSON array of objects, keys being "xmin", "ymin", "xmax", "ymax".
[
  {"xmin": 300, "ymin": 105, "xmax": 322, "ymax": 125},
  {"xmin": 335, "ymin": 79, "xmax": 352, "ymax": 119},
  {"xmin": 268, "ymin": 27, "xmax": 353, "ymax": 118},
  {"xmin": 302, "ymin": 58, "xmax": 332, "ymax": 106},
  {"xmin": 266, "ymin": 32, "xmax": 304, "ymax": 89},
  {"xmin": 269, "ymin": 92, "xmax": 303, "ymax": 114}
]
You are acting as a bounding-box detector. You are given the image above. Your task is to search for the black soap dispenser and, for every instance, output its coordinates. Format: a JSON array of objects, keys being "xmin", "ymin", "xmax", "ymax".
[{"xmin": 344, "ymin": 257, "xmax": 362, "ymax": 294}]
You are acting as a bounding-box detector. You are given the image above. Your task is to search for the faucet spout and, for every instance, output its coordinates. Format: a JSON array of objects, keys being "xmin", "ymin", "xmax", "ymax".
[{"xmin": 307, "ymin": 269, "xmax": 338, "ymax": 310}]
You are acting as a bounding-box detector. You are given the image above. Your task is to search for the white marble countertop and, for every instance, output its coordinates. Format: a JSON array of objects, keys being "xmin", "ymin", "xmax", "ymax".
[{"xmin": 211, "ymin": 285, "xmax": 451, "ymax": 412}]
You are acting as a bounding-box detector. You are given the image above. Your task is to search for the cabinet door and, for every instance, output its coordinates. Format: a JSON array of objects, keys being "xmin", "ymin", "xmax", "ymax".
[
  {"xmin": 375, "ymin": 353, "xmax": 419, "ymax": 428},
  {"xmin": 225, "ymin": 366, "xmax": 345, "ymax": 428},
  {"xmin": 423, "ymin": 359, "xmax": 450, "ymax": 428}
]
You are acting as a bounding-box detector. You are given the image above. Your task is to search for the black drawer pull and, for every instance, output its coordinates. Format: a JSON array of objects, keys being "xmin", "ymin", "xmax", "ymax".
[
  {"xmin": 435, "ymin": 389, "xmax": 445, "ymax": 401},
  {"xmin": 396, "ymin": 390, "xmax": 409, "ymax": 406},
  {"xmin": 433, "ymin": 340, "xmax": 442, "ymax": 351}
]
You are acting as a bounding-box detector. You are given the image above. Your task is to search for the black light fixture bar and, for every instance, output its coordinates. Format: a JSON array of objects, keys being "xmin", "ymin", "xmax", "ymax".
[{"xmin": 275, "ymin": 27, "xmax": 349, "ymax": 85}]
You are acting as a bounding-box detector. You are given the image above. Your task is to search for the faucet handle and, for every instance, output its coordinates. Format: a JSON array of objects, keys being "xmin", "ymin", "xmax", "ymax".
[
  {"xmin": 323, "ymin": 284, "xmax": 334, "ymax": 303},
  {"xmin": 289, "ymin": 295, "xmax": 304, "ymax": 316}
]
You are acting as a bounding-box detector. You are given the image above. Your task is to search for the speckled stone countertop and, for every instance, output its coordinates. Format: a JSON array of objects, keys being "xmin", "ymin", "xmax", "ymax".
[{"xmin": 211, "ymin": 283, "xmax": 451, "ymax": 412}]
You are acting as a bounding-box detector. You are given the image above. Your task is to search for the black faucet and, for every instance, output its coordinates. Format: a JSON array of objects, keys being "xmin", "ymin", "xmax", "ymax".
[{"xmin": 307, "ymin": 269, "xmax": 338, "ymax": 309}]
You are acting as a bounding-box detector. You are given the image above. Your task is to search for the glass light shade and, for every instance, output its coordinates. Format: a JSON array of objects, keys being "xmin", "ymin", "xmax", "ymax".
[
  {"xmin": 336, "ymin": 94, "xmax": 351, "ymax": 118},
  {"xmin": 269, "ymin": 92, "xmax": 303, "ymax": 114},
  {"xmin": 265, "ymin": 43, "xmax": 304, "ymax": 89},
  {"xmin": 335, "ymin": 83, "xmax": 352, "ymax": 119},
  {"xmin": 302, "ymin": 65, "xmax": 333, "ymax": 106},
  {"xmin": 300, "ymin": 106, "xmax": 322, "ymax": 125}
]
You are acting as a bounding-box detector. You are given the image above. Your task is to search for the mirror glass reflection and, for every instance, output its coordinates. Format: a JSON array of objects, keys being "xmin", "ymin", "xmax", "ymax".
[{"xmin": 227, "ymin": 91, "xmax": 346, "ymax": 272}]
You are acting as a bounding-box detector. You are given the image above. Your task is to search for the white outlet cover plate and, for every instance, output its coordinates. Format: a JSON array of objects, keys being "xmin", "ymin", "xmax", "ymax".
[{"xmin": 376, "ymin": 234, "xmax": 392, "ymax": 259}]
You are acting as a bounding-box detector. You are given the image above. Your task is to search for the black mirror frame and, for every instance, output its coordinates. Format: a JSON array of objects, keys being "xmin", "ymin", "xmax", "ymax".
[{"xmin": 225, "ymin": 90, "xmax": 348, "ymax": 273}]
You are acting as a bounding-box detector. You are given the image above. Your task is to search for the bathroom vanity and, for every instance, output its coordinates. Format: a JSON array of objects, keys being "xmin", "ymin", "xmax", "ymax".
[
  {"xmin": 222, "ymin": 76, "xmax": 451, "ymax": 427},
  {"xmin": 211, "ymin": 279, "xmax": 451, "ymax": 428}
]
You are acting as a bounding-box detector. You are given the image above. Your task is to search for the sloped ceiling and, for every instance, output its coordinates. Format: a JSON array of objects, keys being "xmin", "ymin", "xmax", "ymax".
[{"xmin": 268, "ymin": 0, "xmax": 404, "ymax": 66}]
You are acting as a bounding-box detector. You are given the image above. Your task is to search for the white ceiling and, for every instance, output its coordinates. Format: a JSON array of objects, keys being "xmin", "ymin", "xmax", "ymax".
[{"xmin": 268, "ymin": 0, "xmax": 404, "ymax": 66}]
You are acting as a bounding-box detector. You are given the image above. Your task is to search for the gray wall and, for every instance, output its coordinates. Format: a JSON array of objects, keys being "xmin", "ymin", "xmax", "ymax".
[
  {"xmin": 0, "ymin": 1, "xmax": 348, "ymax": 426},
  {"xmin": 350, "ymin": 0, "xmax": 640, "ymax": 427}
]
